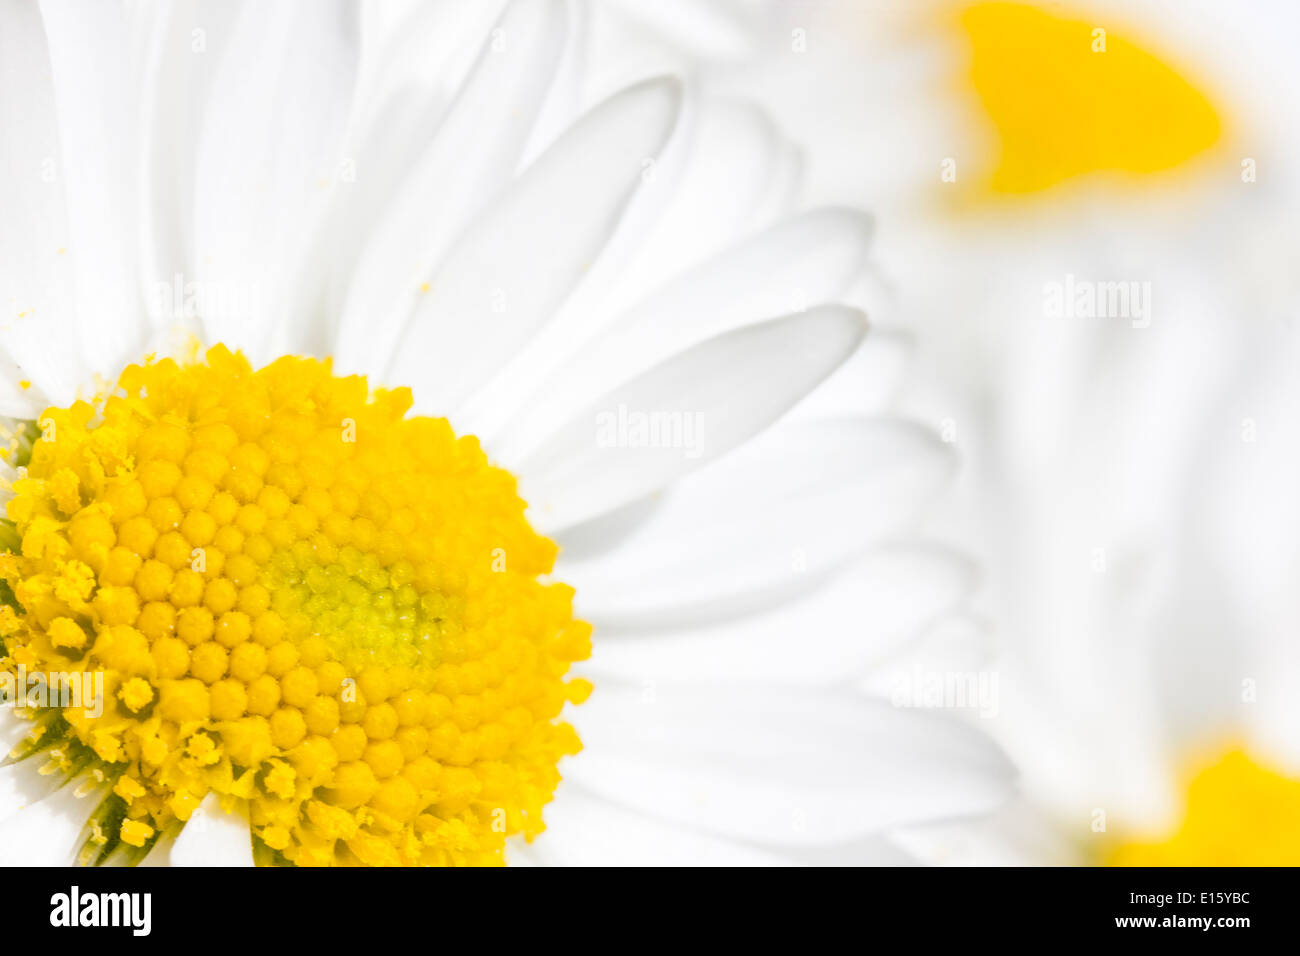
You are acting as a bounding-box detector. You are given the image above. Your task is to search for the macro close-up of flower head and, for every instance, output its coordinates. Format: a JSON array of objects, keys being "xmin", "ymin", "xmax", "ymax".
[
  {"xmin": 0, "ymin": 0, "xmax": 1013, "ymax": 872},
  {"xmin": 1, "ymin": 0, "xmax": 1298, "ymax": 922}
]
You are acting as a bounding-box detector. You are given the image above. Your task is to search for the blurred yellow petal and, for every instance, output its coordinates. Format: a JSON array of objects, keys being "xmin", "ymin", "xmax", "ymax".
[{"xmin": 957, "ymin": 1, "xmax": 1222, "ymax": 194}]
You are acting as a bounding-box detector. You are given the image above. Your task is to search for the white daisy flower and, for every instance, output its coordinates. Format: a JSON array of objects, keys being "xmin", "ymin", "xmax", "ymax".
[
  {"xmin": 0, "ymin": 0, "xmax": 1012, "ymax": 867},
  {"xmin": 704, "ymin": 0, "xmax": 1300, "ymax": 864}
]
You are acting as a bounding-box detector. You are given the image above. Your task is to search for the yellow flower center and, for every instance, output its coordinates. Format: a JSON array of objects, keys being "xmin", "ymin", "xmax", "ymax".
[
  {"xmin": 0, "ymin": 346, "xmax": 590, "ymax": 866},
  {"xmin": 955, "ymin": 2, "xmax": 1222, "ymax": 194},
  {"xmin": 1108, "ymin": 748, "xmax": 1300, "ymax": 865}
]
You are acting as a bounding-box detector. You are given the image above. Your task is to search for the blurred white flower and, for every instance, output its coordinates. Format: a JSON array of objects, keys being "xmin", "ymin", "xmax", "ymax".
[
  {"xmin": 688, "ymin": 0, "xmax": 1300, "ymax": 864},
  {"xmin": 0, "ymin": 0, "xmax": 1012, "ymax": 866}
]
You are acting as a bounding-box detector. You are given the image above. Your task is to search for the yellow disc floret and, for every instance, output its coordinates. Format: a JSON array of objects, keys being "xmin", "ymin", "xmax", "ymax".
[
  {"xmin": 952, "ymin": 2, "xmax": 1222, "ymax": 195},
  {"xmin": 0, "ymin": 346, "xmax": 589, "ymax": 866},
  {"xmin": 1108, "ymin": 747, "xmax": 1300, "ymax": 865}
]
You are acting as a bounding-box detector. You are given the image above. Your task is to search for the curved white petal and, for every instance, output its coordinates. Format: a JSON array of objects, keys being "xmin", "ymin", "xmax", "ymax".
[
  {"xmin": 786, "ymin": 329, "xmax": 912, "ymax": 420},
  {"xmin": 519, "ymin": 0, "xmax": 589, "ymax": 162},
  {"xmin": 520, "ymin": 306, "xmax": 867, "ymax": 533},
  {"xmin": 490, "ymin": 208, "xmax": 874, "ymax": 457},
  {"xmin": 281, "ymin": 86, "xmax": 442, "ymax": 356},
  {"xmin": 358, "ymin": 0, "xmax": 508, "ymax": 126},
  {"xmin": 0, "ymin": 703, "xmax": 31, "ymax": 755},
  {"xmin": 594, "ymin": 99, "xmax": 805, "ymax": 320},
  {"xmin": 862, "ymin": 614, "xmax": 996, "ymax": 688},
  {"xmin": 335, "ymin": 0, "xmax": 571, "ymax": 375},
  {"xmin": 192, "ymin": 0, "xmax": 358, "ymax": 362},
  {"xmin": 457, "ymin": 92, "xmax": 802, "ymax": 438},
  {"xmin": 387, "ymin": 76, "xmax": 684, "ymax": 412},
  {"xmin": 0, "ymin": 709, "xmax": 60, "ymax": 824},
  {"xmin": 786, "ymin": 834, "xmax": 922, "ymax": 867},
  {"xmin": 581, "ymin": 547, "xmax": 974, "ymax": 685},
  {"xmin": 0, "ymin": 354, "xmax": 45, "ymax": 417},
  {"xmin": 557, "ymin": 417, "xmax": 954, "ymax": 625},
  {"xmin": 133, "ymin": 0, "xmax": 243, "ymax": 329},
  {"xmin": 0, "ymin": 784, "xmax": 87, "ymax": 865},
  {"xmin": 168, "ymin": 792, "xmax": 254, "ymax": 867},
  {"xmin": 1185, "ymin": 328, "xmax": 1300, "ymax": 770},
  {"xmin": 0, "ymin": 763, "xmax": 61, "ymax": 827},
  {"xmin": 567, "ymin": 681, "xmax": 1016, "ymax": 847},
  {"xmin": 138, "ymin": 828, "xmax": 178, "ymax": 866},
  {"xmin": 517, "ymin": 785, "xmax": 791, "ymax": 866},
  {"xmin": 456, "ymin": 85, "xmax": 701, "ymax": 431},
  {"xmin": 603, "ymin": 0, "xmax": 768, "ymax": 60},
  {"xmin": 39, "ymin": 0, "xmax": 144, "ymax": 376},
  {"xmin": 890, "ymin": 799, "xmax": 1082, "ymax": 866},
  {"xmin": 0, "ymin": 0, "xmax": 86, "ymax": 405}
]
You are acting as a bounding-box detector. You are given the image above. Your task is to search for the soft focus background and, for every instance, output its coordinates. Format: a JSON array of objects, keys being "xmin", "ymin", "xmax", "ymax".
[
  {"xmin": 574, "ymin": 0, "xmax": 1300, "ymax": 864},
  {"xmin": 369, "ymin": 0, "xmax": 1300, "ymax": 863},
  {"xmin": 660, "ymin": 0, "xmax": 1300, "ymax": 864}
]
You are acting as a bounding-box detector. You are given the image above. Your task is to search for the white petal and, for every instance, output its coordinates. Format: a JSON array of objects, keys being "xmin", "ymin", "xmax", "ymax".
[
  {"xmin": 518, "ymin": 0, "xmax": 589, "ymax": 163},
  {"xmin": 1188, "ymin": 328, "xmax": 1300, "ymax": 769},
  {"xmin": 0, "ymin": 357, "xmax": 46, "ymax": 417},
  {"xmin": 386, "ymin": 76, "xmax": 684, "ymax": 411},
  {"xmin": 455, "ymin": 92, "xmax": 778, "ymax": 438},
  {"xmin": 489, "ymin": 208, "xmax": 874, "ymax": 457},
  {"xmin": 0, "ymin": 0, "xmax": 87, "ymax": 405},
  {"xmin": 168, "ymin": 792, "xmax": 254, "ymax": 867},
  {"xmin": 133, "ymin": 0, "xmax": 247, "ymax": 330},
  {"xmin": 517, "ymin": 785, "xmax": 792, "ymax": 866},
  {"xmin": 38, "ymin": 0, "xmax": 144, "ymax": 375},
  {"xmin": 557, "ymin": 417, "xmax": 954, "ymax": 626},
  {"xmin": 860, "ymin": 615, "xmax": 996, "ymax": 697},
  {"xmin": 358, "ymin": 0, "xmax": 508, "ymax": 125},
  {"xmin": 603, "ymin": 0, "xmax": 766, "ymax": 59},
  {"xmin": 567, "ymin": 682, "xmax": 1015, "ymax": 847},
  {"xmin": 581, "ymin": 547, "xmax": 973, "ymax": 684},
  {"xmin": 455, "ymin": 86, "xmax": 701, "ymax": 430},
  {"xmin": 281, "ymin": 86, "xmax": 440, "ymax": 356},
  {"xmin": 192, "ymin": 0, "xmax": 358, "ymax": 362},
  {"xmin": 786, "ymin": 329, "xmax": 912, "ymax": 421},
  {"xmin": 0, "ymin": 784, "xmax": 87, "ymax": 865},
  {"xmin": 0, "ymin": 702, "xmax": 31, "ymax": 754},
  {"xmin": 593, "ymin": 101, "xmax": 805, "ymax": 321},
  {"xmin": 335, "ymin": 0, "xmax": 571, "ymax": 375},
  {"xmin": 137, "ymin": 828, "xmax": 179, "ymax": 867},
  {"xmin": 521, "ymin": 306, "xmax": 867, "ymax": 533},
  {"xmin": 0, "ymin": 763, "xmax": 61, "ymax": 828},
  {"xmin": 785, "ymin": 834, "xmax": 921, "ymax": 866},
  {"xmin": 0, "ymin": 708, "xmax": 59, "ymax": 824},
  {"xmin": 890, "ymin": 799, "xmax": 1083, "ymax": 866}
]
